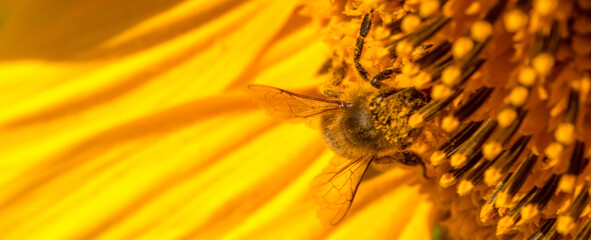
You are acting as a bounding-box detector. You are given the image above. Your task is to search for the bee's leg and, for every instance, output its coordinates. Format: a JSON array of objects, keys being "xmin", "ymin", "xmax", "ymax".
[
  {"xmin": 354, "ymin": 10, "xmax": 374, "ymax": 83},
  {"xmin": 322, "ymin": 59, "xmax": 348, "ymax": 98},
  {"xmin": 375, "ymin": 151, "xmax": 430, "ymax": 179},
  {"xmin": 316, "ymin": 58, "xmax": 333, "ymax": 75},
  {"xmin": 399, "ymin": 151, "xmax": 430, "ymax": 179},
  {"xmin": 369, "ymin": 68, "xmax": 401, "ymax": 88}
]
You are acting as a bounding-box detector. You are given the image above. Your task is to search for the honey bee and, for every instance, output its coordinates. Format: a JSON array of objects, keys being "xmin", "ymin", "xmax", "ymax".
[{"xmin": 247, "ymin": 10, "xmax": 433, "ymax": 225}]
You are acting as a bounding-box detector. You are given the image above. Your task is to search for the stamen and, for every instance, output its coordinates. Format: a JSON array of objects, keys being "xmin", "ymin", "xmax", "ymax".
[
  {"xmin": 559, "ymin": 141, "xmax": 587, "ymax": 193},
  {"xmin": 411, "ymin": 88, "xmax": 462, "ymax": 127},
  {"xmin": 431, "ymin": 121, "xmax": 483, "ymax": 165},
  {"xmin": 485, "ymin": 135, "xmax": 531, "ymax": 186},
  {"xmin": 483, "ymin": 0, "xmax": 508, "ymax": 23},
  {"xmin": 508, "ymin": 187, "xmax": 538, "ymax": 218},
  {"xmin": 465, "ymin": 154, "xmax": 497, "ymax": 185},
  {"xmin": 448, "ymin": 152, "xmax": 484, "ymax": 183},
  {"xmin": 484, "ymin": 109, "xmax": 527, "ymax": 160},
  {"xmin": 564, "ymin": 88, "xmax": 580, "ymax": 124},
  {"xmin": 522, "ymin": 175, "xmax": 560, "ymax": 221},
  {"xmin": 390, "ymin": 16, "xmax": 450, "ymax": 56},
  {"xmin": 450, "ymin": 119, "xmax": 497, "ymax": 168},
  {"xmin": 416, "ymin": 41, "xmax": 452, "ymax": 68},
  {"xmin": 544, "ymin": 22, "xmax": 561, "ymax": 55},
  {"xmin": 545, "ymin": 89, "xmax": 580, "ymax": 160},
  {"xmin": 566, "ymin": 141, "xmax": 587, "ymax": 175},
  {"xmin": 557, "ymin": 184, "xmax": 591, "ymax": 235},
  {"xmin": 453, "ymin": 87, "xmax": 494, "ymax": 122},
  {"xmin": 496, "ymin": 153, "xmax": 538, "ymax": 207},
  {"xmin": 574, "ymin": 219, "xmax": 591, "ymax": 240},
  {"xmin": 456, "ymin": 59, "xmax": 485, "ymax": 86},
  {"xmin": 529, "ymin": 218, "xmax": 557, "ymax": 240}
]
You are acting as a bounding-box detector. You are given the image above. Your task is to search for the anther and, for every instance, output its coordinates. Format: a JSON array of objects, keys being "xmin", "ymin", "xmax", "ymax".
[
  {"xmin": 480, "ymin": 203, "xmax": 497, "ymax": 223},
  {"xmin": 457, "ymin": 180, "xmax": 474, "ymax": 196},
  {"xmin": 452, "ymin": 37, "xmax": 474, "ymax": 60},
  {"xmin": 431, "ymin": 84, "xmax": 452, "ymax": 100},
  {"xmin": 534, "ymin": 0, "xmax": 558, "ymax": 16},
  {"xmin": 402, "ymin": 62, "xmax": 420, "ymax": 76},
  {"xmin": 442, "ymin": 115, "xmax": 460, "ymax": 133},
  {"xmin": 508, "ymin": 86, "xmax": 529, "ymax": 107},
  {"xmin": 419, "ymin": 0, "xmax": 441, "ymax": 18},
  {"xmin": 496, "ymin": 216, "xmax": 515, "ymax": 235},
  {"xmin": 470, "ymin": 21, "xmax": 493, "ymax": 42},
  {"xmin": 402, "ymin": 14, "xmax": 422, "ymax": 33},
  {"xmin": 483, "ymin": 142, "xmax": 503, "ymax": 160},
  {"xmin": 518, "ymin": 67, "xmax": 537, "ymax": 87},
  {"xmin": 413, "ymin": 71, "xmax": 433, "ymax": 88},
  {"xmin": 503, "ymin": 9, "xmax": 528, "ymax": 32},
  {"xmin": 558, "ymin": 174, "xmax": 577, "ymax": 194},
  {"xmin": 396, "ymin": 41, "xmax": 415, "ymax": 57},
  {"xmin": 441, "ymin": 65, "xmax": 461, "ymax": 85},
  {"xmin": 497, "ymin": 107, "xmax": 518, "ymax": 127},
  {"xmin": 532, "ymin": 53, "xmax": 555, "ymax": 77},
  {"xmin": 544, "ymin": 142, "xmax": 564, "ymax": 160},
  {"xmin": 555, "ymin": 123, "xmax": 575, "ymax": 145},
  {"xmin": 440, "ymin": 173, "xmax": 456, "ymax": 188},
  {"xmin": 450, "ymin": 153, "xmax": 468, "ymax": 168}
]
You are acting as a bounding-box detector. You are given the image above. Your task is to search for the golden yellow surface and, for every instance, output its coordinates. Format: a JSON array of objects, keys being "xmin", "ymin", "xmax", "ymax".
[{"xmin": 0, "ymin": 1, "xmax": 431, "ymax": 239}]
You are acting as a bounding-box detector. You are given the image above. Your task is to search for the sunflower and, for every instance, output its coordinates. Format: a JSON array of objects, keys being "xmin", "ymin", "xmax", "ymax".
[{"xmin": 0, "ymin": 0, "xmax": 589, "ymax": 239}]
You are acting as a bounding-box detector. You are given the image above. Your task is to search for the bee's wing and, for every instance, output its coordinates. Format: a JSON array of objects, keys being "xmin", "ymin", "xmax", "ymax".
[
  {"xmin": 310, "ymin": 155, "xmax": 373, "ymax": 225},
  {"xmin": 246, "ymin": 84, "xmax": 344, "ymax": 119}
]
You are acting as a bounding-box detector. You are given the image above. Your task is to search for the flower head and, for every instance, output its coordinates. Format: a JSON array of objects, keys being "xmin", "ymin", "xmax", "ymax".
[{"xmin": 1, "ymin": 0, "xmax": 590, "ymax": 239}]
